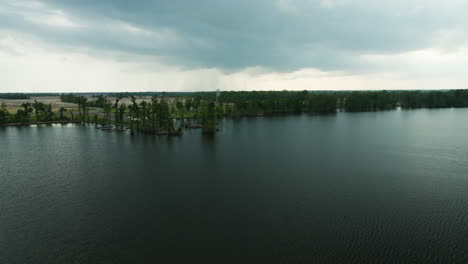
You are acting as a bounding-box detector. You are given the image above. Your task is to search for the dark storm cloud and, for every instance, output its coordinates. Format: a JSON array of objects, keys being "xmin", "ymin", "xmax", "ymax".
[{"xmin": 2, "ymin": 0, "xmax": 467, "ymax": 71}]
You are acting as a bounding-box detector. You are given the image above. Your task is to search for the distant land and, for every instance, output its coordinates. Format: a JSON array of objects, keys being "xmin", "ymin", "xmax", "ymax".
[{"xmin": 2, "ymin": 89, "xmax": 468, "ymax": 135}]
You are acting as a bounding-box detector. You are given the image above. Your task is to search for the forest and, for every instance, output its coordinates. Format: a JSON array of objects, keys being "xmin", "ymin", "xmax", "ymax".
[{"xmin": 2, "ymin": 90, "xmax": 468, "ymax": 134}]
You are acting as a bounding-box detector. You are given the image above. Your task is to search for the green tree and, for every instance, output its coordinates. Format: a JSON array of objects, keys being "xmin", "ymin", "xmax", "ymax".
[
  {"xmin": 103, "ymin": 97, "xmax": 112, "ymax": 123},
  {"xmin": 151, "ymin": 96, "xmax": 160, "ymax": 131},
  {"xmin": 59, "ymin": 107, "xmax": 67, "ymax": 120},
  {"xmin": 185, "ymin": 98, "xmax": 193, "ymax": 112},
  {"xmin": 77, "ymin": 96, "xmax": 88, "ymax": 122},
  {"xmin": 18, "ymin": 103, "xmax": 33, "ymax": 122},
  {"xmin": 45, "ymin": 104, "xmax": 53, "ymax": 121},
  {"xmin": 0, "ymin": 103, "xmax": 9, "ymax": 125},
  {"xmin": 193, "ymin": 96, "xmax": 201, "ymax": 117},
  {"xmin": 32, "ymin": 100, "xmax": 45, "ymax": 121},
  {"xmin": 114, "ymin": 99, "xmax": 120, "ymax": 123},
  {"xmin": 128, "ymin": 96, "xmax": 140, "ymax": 133},
  {"xmin": 118, "ymin": 104, "xmax": 126, "ymax": 124},
  {"xmin": 175, "ymin": 99, "xmax": 185, "ymax": 128},
  {"xmin": 159, "ymin": 98, "xmax": 174, "ymax": 134},
  {"xmin": 199, "ymin": 101, "xmax": 217, "ymax": 134}
]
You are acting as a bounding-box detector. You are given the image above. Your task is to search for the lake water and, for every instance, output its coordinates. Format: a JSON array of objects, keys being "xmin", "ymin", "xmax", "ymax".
[{"xmin": 1, "ymin": 108, "xmax": 468, "ymax": 263}]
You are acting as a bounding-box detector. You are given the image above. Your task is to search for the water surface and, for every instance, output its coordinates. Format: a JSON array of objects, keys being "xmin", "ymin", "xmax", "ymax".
[{"xmin": 1, "ymin": 108, "xmax": 468, "ymax": 263}]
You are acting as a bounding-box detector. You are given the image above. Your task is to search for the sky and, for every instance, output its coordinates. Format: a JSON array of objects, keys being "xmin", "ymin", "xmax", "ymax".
[{"xmin": 0, "ymin": 0, "xmax": 467, "ymax": 92}]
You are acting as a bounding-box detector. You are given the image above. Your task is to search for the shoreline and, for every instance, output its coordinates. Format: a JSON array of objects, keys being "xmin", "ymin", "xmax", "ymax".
[{"xmin": 1, "ymin": 121, "xmax": 82, "ymax": 127}]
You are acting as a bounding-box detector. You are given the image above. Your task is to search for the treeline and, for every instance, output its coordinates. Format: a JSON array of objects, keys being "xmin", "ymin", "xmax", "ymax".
[
  {"xmin": 61, "ymin": 92, "xmax": 191, "ymax": 100},
  {"xmin": 0, "ymin": 93, "xmax": 30, "ymax": 99},
  {"xmin": 107, "ymin": 92, "xmax": 192, "ymax": 98},
  {"xmin": 398, "ymin": 90, "xmax": 468, "ymax": 108},
  {"xmin": 337, "ymin": 90, "xmax": 468, "ymax": 111},
  {"xmin": 60, "ymin": 94, "xmax": 85, "ymax": 105},
  {"xmin": 0, "ymin": 93, "xmax": 65, "ymax": 99},
  {"xmin": 191, "ymin": 90, "xmax": 468, "ymax": 114},
  {"xmin": 206, "ymin": 91, "xmax": 338, "ymax": 115},
  {"xmin": 338, "ymin": 91, "xmax": 398, "ymax": 112}
]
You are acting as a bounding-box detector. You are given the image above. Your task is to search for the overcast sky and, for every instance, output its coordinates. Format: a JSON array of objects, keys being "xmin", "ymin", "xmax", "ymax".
[{"xmin": 1, "ymin": 0, "xmax": 467, "ymax": 92}]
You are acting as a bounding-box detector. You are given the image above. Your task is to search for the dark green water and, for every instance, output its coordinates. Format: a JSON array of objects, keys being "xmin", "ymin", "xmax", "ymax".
[{"xmin": 1, "ymin": 108, "xmax": 468, "ymax": 263}]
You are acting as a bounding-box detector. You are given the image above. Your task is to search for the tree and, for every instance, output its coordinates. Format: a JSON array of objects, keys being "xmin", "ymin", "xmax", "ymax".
[
  {"xmin": 0, "ymin": 103, "xmax": 9, "ymax": 125},
  {"xmin": 175, "ymin": 99, "xmax": 185, "ymax": 128},
  {"xmin": 102, "ymin": 97, "xmax": 112, "ymax": 123},
  {"xmin": 128, "ymin": 96, "xmax": 140, "ymax": 133},
  {"xmin": 114, "ymin": 99, "xmax": 120, "ymax": 123},
  {"xmin": 118, "ymin": 104, "xmax": 126, "ymax": 124},
  {"xmin": 78, "ymin": 97, "xmax": 88, "ymax": 122},
  {"xmin": 45, "ymin": 104, "xmax": 53, "ymax": 121},
  {"xmin": 140, "ymin": 101, "xmax": 149, "ymax": 132},
  {"xmin": 32, "ymin": 100, "xmax": 45, "ymax": 121},
  {"xmin": 19, "ymin": 103, "xmax": 33, "ymax": 122},
  {"xmin": 185, "ymin": 98, "xmax": 193, "ymax": 112},
  {"xmin": 159, "ymin": 98, "xmax": 174, "ymax": 134},
  {"xmin": 193, "ymin": 96, "xmax": 201, "ymax": 116},
  {"xmin": 59, "ymin": 107, "xmax": 67, "ymax": 120},
  {"xmin": 151, "ymin": 96, "xmax": 160, "ymax": 131},
  {"xmin": 199, "ymin": 101, "xmax": 217, "ymax": 134}
]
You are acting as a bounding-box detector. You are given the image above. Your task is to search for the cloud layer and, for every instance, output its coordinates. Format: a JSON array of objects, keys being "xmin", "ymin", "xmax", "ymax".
[{"xmin": 1, "ymin": 0, "xmax": 467, "ymax": 92}]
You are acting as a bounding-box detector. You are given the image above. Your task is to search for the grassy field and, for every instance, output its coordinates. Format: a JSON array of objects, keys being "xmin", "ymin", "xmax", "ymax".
[{"xmin": 0, "ymin": 96, "xmax": 78, "ymax": 113}]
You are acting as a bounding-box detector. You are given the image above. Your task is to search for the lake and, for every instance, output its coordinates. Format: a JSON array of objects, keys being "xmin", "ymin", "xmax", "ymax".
[{"xmin": 1, "ymin": 108, "xmax": 468, "ymax": 263}]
